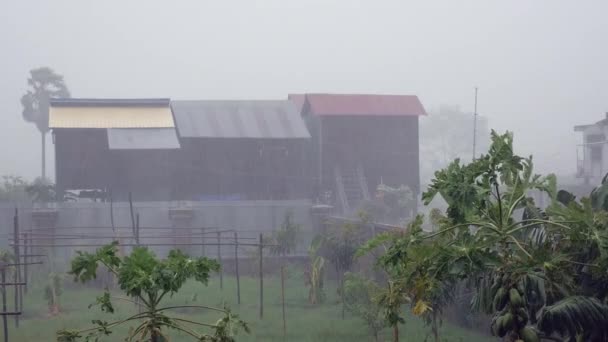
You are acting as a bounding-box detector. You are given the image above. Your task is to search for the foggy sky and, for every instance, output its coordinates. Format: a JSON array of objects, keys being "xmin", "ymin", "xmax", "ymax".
[{"xmin": 1, "ymin": 0, "xmax": 607, "ymax": 181}]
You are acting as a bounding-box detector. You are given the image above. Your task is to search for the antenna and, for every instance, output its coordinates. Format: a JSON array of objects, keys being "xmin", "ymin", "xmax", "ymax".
[{"xmin": 472, "ymin": 87, "xmax": 478, "ymax": 161}]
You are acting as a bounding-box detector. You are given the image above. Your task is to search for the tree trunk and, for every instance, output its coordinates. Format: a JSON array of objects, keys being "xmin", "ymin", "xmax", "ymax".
[
  {"xmin": 41, "ymin": 131, "xmax": 46, "ymax": 180},
  {"xmin": 393, "ymin": 324, "xmax": 399, "ymax": 342}
]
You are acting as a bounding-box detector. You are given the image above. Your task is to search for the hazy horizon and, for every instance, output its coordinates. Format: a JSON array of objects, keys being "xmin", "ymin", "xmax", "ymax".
[{"xmin": 1, "ymin": 0, "xmax": 607, "ymax": 181}]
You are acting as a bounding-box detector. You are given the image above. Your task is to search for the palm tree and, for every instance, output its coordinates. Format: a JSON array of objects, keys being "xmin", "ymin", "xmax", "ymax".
[{"xmin": 21, "ymin": 67, "xmax": 70, "ymax": 179}]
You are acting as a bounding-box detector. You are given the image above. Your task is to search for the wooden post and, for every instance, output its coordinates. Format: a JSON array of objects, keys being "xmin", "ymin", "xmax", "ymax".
[
  {"xmin": 1, "ymin": 265, "xmax": 8, "ymax": 342},
  {"xmin": 234, "ymin": 232, "xmax": 240, "ymax": 305},
  {"xmin": 23, "ymin": 233, "xmax": 28, "ymax": 295},
  {"xmin": 216, "ymin": 232, "xmax": 223, "ymax": 290},
  {"xmin": 259, "ymin": 233, "xmax": 264, "ymax": 319},
  {"xmin": 128, "ymin": 192, "xmax": 136, "ymax": 238},
  {"xmin": 281, "ymin": 258, "xmax": 286, "ymax": 339},
  {"xmin": 200, "ymin": 228, "xmax": 205, "ymax": 257},
  {"xmin": 135, "ymin": 213, "xmax": 140, "ymax": 246},
  {"xmin": 12, "ymin": 210, "xmax": 20, "ymax": 328}
]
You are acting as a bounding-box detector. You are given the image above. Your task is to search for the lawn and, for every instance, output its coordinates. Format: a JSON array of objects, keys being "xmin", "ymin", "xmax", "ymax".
[{"xmin": 6, "ymin": 269, "xmax": 494, "ymax": 341}]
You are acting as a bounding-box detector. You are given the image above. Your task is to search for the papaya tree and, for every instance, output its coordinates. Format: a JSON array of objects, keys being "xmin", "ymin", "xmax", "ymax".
[
  {"xmin": 57, "ymin": 242, "xmax": 248, "ymax": 342},
  {"xmin": 420, "ymin": 131, "xmax": 608, "ymax": 341},
  {"xmin": 358, "ymin": 215, "xmax": 460, "ymax": 342}
]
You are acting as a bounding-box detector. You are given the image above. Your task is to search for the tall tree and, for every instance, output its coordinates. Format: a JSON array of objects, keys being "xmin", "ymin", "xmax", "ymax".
[{"xmin": 21, "ymin": 67, "xmax": 70, "ymax": 179}]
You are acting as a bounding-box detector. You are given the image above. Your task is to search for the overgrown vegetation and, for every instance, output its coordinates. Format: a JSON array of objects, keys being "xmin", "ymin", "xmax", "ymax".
[
  {"xmin": 44, "ymin": 272, "xmax": 63, "ymax": 316},
  {"xmin": 357, "ymin": 130, "xmax": 608, "ymax": 342},
  {"xmin": 57, "ymin": 242, "xmax": 249, "ymax": 341},
  {"xmin": 341, "ymin": 272, "xmax": 385, "ymax": 342}
]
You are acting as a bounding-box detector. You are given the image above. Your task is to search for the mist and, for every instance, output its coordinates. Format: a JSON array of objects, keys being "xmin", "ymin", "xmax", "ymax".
[{"xmin": 1, "ymin": 0, "xmax": 607, "ymax": 180}]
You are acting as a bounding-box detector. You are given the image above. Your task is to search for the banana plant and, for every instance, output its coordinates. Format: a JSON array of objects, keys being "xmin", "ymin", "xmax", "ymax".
[{"xmin": 305, "ymin": 236, "xmax": 326, "ymax": 304}]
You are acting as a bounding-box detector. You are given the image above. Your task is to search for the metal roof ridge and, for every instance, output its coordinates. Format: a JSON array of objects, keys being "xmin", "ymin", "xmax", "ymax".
[{"xmin": 51, "ymin": 98, "xmax": 171, "ymax": 107}]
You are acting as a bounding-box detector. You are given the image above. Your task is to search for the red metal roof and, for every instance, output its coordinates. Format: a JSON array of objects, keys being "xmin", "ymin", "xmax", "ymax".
[{"xmin": 303, "ymin": 93, "xmax": 427, "ymax": 117}]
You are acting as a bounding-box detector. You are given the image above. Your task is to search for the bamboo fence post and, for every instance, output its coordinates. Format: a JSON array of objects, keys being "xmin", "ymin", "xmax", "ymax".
[
  {"xmin": 234, "ymin": 232, "xmax": 240, "ymax": 305},
  {"xmin": 1, "ymin": 265, "xmax": 8, "ymax": 342},
  {"xmin": 259, "ymin": 233, "xmax": 264, "ymax": 319},
  {"xmin": 12, "ymin": 210, "xmax": 19, "ymax": 328},
  {"xmin": 217, "ymin": 232, "xmax": 223, "ymax": 290}
]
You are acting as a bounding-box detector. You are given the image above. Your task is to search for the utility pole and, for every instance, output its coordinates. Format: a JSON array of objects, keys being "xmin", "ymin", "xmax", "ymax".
[{"xmin": 472, "ymin": 87, "xmax": 479, "ymax": 161}]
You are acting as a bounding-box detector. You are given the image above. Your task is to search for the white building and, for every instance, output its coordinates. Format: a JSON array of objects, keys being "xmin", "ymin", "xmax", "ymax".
[{"xmin": 574, "ymin": 113, "xmax": 608, "ymax": 184}]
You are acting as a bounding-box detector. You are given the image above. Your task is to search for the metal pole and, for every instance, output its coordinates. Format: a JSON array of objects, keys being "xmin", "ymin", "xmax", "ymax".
[
  {"xmin": 259, "ymin": 233, "xmax": 264, "ymax": 319},
  {"xmin": 1, "ymin": 266, "xmax": 7, "ymax": 342},
  {"xmin": 472, "ymin": 86, "xmax": 478, "ymax": 161},
  {"xmin": 234, "ymin": 232, "xmax": 240, "ymax": 305},
  {"xmin": 217, "ymin": 232, "xmax": 223, "ymax": 290}
]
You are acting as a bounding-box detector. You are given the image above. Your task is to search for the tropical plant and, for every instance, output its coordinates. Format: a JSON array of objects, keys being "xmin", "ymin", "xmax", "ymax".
[
  {"xmin": 320, "ymin": 216, "xmax": 367, "ymax": 318},
  {"xmin": 0, "ymin": 250, "xmax": 14, "ymax": 280},
  {"xmin": 420, "ymin": 131, "xmax": 608, "ymax": 341},
  {"xmin": 360, "ymin": 130, "xmax": 608, "ymax": 342},
  {"xmin": 0, "ymin": 175, "xmax": 29, "ymax": 202},
  {"xmin": 268, "ymin": 211, "xmax": 300, "ymax": 258},
  {"xmin": 305, "ymin": 236, "xmax": 326, "ymax": 304},
  {"xmin": 267, "ymin": 212, "xmax": 300, "ymax": 337},
  {"xmin": 25, "ymin": 177, "xmax": 76, "ymax": 203},
  {"xmin": 44, "ymin": 272, "xmax": 63, "ymax": 315},
  {"xmin": 375, "ymin": 184, "xmax": 415, "ymax": 223},
  {"xmin": 358, "ymin": 216, "xmax": 454, "ymax": 342},
  {"xmin": 342, "ymin": 272, "xmax": 386, "ymax": 342},
  {"xmin": 57, "ymin": 242, "xmax": 249, "ymax": 342},
  {"xmin": 21, "ymin": 67, "xmax": 70, "ymax": 179}
]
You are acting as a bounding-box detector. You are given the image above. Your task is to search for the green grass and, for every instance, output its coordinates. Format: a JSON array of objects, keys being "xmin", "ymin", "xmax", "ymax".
[{"xmin": 6, "ymin": 271, "xmax": 494, "ymax": 341}]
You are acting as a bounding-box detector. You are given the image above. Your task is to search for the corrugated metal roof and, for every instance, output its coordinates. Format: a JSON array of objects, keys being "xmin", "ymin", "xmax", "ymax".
[
  {"xmin": 49, "ymin": 104, "xmax": 175, "ymax": 128},
  {"xmin": 304, "ymin": 94, "xmax": 427, "ymax": 117},
  {"xmin": 171, "ymin": 100, "xmax": 311, "ymax": 139},
  {"xmin": 107, "ymin": 128, "xmax": 180, "ymax": 150}
]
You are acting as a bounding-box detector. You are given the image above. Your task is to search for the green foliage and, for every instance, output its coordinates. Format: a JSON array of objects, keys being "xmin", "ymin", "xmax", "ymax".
[
  {"xmin": 363, "ymin": 130, "xmax": 608, "ymax": 341},
  {"xmin": 44, "ymin": 272, "xmax": 63, "ymax": 314},
  {"xmin": 60, "ymin": 242, "xmax": 248, "ymax": 341},
  {"xmin": 538, "ymin": 296, "xmax": 608, "ymax": 340},
  {"xmin": 21, "ymin": 67, "xmax": 70, "ymax": 134},
  {"xmin": 268, "ymin": 212, "xmax": 300, "ymax": 257},
  {"xmin": 305, "ymin": 236, "xmax": 326, "ymax": 304},
  {"xmin": 322, "ymin": 219, "xmax": 366, "ymax": 277},
  {"xmin": 342, "ymin": 273, "xmax": 386, "ymax": 341},
  {"xmin": 370, "ymin": 184, "xmax": 415, "ymax": 223},
  {"xmin": 26, "ymin": 177, "xmax": 77, "ymax": 203},
  {"xmin": 0, "ymin": 175, "xmax": 29, "ymax": 202}
]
